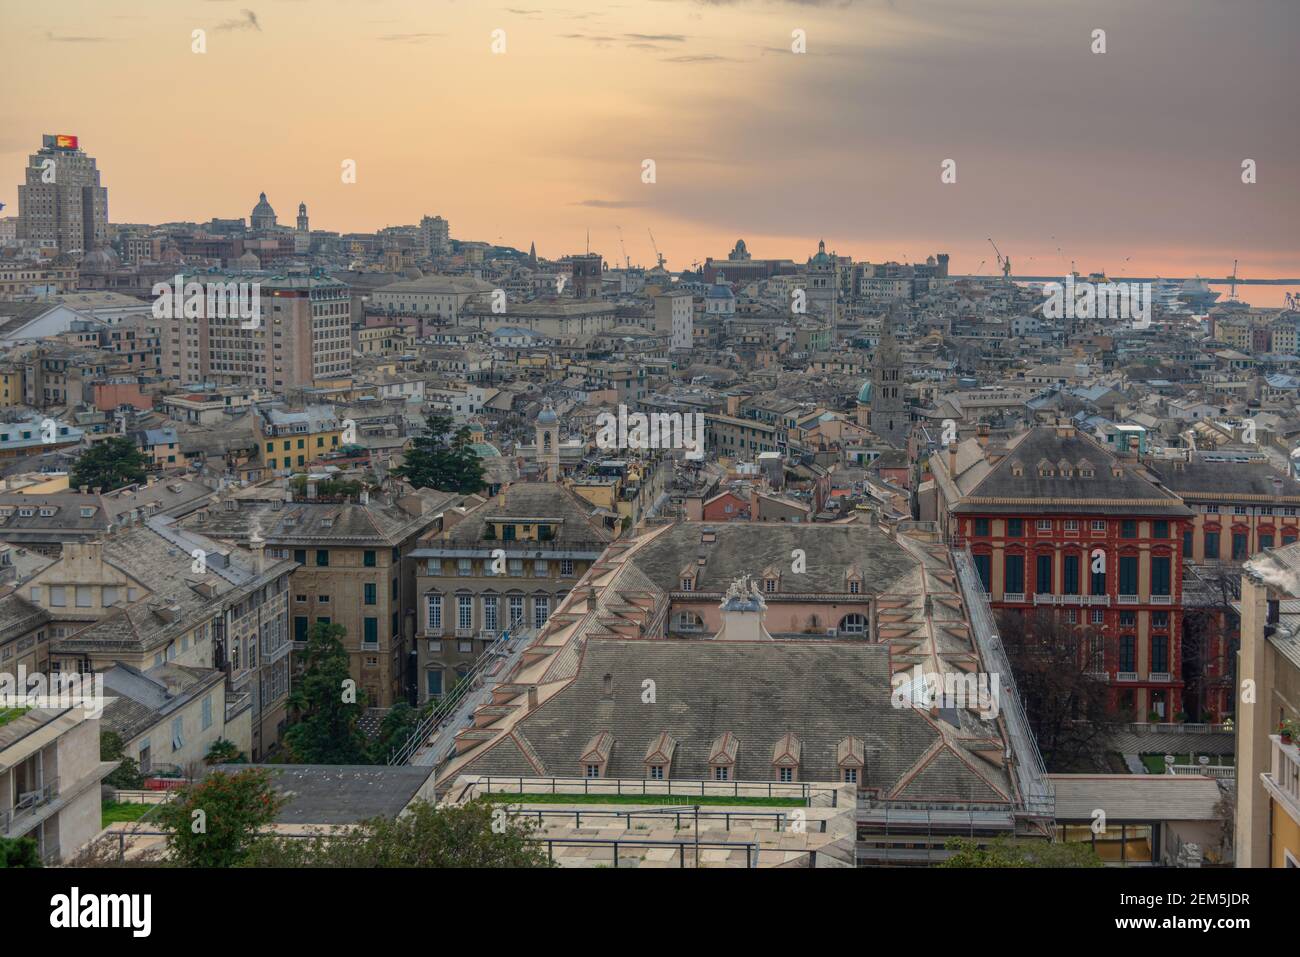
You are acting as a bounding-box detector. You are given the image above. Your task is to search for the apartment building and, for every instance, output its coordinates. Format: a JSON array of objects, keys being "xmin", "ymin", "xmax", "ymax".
[
  {"xmin": 410, "ymin": 483, "xmax": 611, "ymax": 705},
  {"xmin": 159, "ymin": 273, "xmax": 351, "ymax": 391},
  {"xmin": 255, "ymin": 404, "xmax": 344, "ymax": 474},
  {"xmin": 0, "ymin": 706, "xmax": 117, "ymax": 864},
  {"xmin": 0, "ymin": 593, "xmax": 52, "ymax": 677},
  {"xmin": 1235, "ymin": 547, "xmax": 1300, "ymax": 868},
  {"xmin": 180, "ymin": 486, "xmax": 462, "ymax": 707},
  {"xmin": 926, "ymin": 424, "xmax": 1194, "ymax": 720},
  {"xmin": 27, "ymin": 522, "xmax": 296, "ymax": 761}
]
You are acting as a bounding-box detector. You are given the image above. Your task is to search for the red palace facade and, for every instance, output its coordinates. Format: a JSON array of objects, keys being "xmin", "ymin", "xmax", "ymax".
[{"xmin": 928, "ymin": 425, "xmax": 1195, "ymax": 722}]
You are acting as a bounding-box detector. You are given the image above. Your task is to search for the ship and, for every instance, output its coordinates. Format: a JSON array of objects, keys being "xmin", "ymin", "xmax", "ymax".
[{"xmin": 1177, "ymin": 276, "xmax": 1221, "ymax": 313}]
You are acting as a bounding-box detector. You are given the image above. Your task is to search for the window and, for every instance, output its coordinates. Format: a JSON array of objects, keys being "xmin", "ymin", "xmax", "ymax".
[
  {"xmin": 294, "ymin": 616, "xmax": 308, "ymax": 642},
  {"xmin": 1153, "ymin": 520, "xmax": 1169, "ymax": 539},
  {"xmin": 1091, "ymin": 608, "xmax": 1104, "ymax": 624},
  {"xmin": 1065, "ymin": 609, "xmax": 1077, "ymax": 624},
  {"xmin": 1205, "ymin": 531, "xmax": 1220, "ymax": 557},
  {"xmin": 76, "ymin": 585, "xmax": 93, "ymax": 608},
  {"xmin": 201, "ymin": 695, "xmax": 212, "ymax": 731},
  {"xmin": 1151, "ymin": 556, "xmax": 1171, "ymax": 596},
  {"xmin": 426, "ymin": 670, "xmax": 444, "ymax": 697},
  {"xmin": 973, "ymin": 518, "xmax": 990, "ymax": 537},
  {"xmin": 681, "ymin": 577, "xmax": 693, "ymax": 591},
  {"xmin": 849, "ymin": 580, "xmax": 861, "ymax": 595},
  {"xmin": 764, "ymin": 578, "xmax": 776, "ymax": 593},
  {"xmin": 1091, "ymin": 520, "xmax": 1106, "ymax": 532},
  {"xmin": 294, "ymin": 549, "xmax": 306, "ymax": 565},
  {"xmin": 1090, "ymin": 559, "xmax": 1106, "ymax": 596},
  {"xmin": 560, "ymin": 559, "xmax": 574, "ymax": 577},
  {"xmin": 1120, "ymin": 611, "xmax": 1135, "ymax": 627},
  {"xmin": 364, "ymin": 550, "xmax": 376, "ymax": 567},
  {"xmin": 1152, "ymin": 634, "xmax": 1169, "ymax": 673},
  {"xmin": 1261, "ymin": 534, "xmax": 1274, "ymax": 550},
  {"xmin": 1036, "ymin": 554, "xmax": 1053, "ymax": 595},
  {"xmin": 1232, "ymin": 533, "xmax": 1248, "ymax": 560},
  {"xmin": 586, "ymin": 764, "xmax": 601, "ymax": 778},
  {"xmin": 1152, "ymin": 611, "xmax": 1169, "ymax": 630},
  {"xmin": 973, "ymin": 553, "xmax": 991, "ymax": 591},
  {"xmin": 315, "ymin": 550, "xmax": 329, "ymax": 567},
  {"xmin": 1064, "ymin": 519, "xmax": 1079, "ymax": 532},
  {"xmin": 1062, "ymin": 553, "xmax": 1080, "ymax": 595},
  {"xmin": 364, "ymin": 618, "xmax": 378, "ymax": 645},
  {"xmin": 1119, "ymin": 556, "xmax": 1138, "ymax": 595},
  {"xmin": 483, "ymin": 596, "xmax": 498, "ymax": 632},
  {"xmin": 49, "ymin": 585, "xmax": 66, "ymax": 607},
  {"xmin": 1120, "ymin": 635, "xmax": 1136, "ymax": 672},
  {"xmin": 458, "ymin": 558, "xmax": 472, "ymax": 577},
  {"xmin": 1184, "ymin": 530, "xmax": 1193, "ymax": 554},
  {"xmin": 533, "ymin": 596, "xmax": 550, "ymax": 629},
  {"xmin": 779, "ymin": 767, "xmax": 793, "ymax": 783},
  {"xmin": 458, "ymin": 595, "xmax": 473, "ymax": 631},
  {"xmin": 1036, "ymin": 519, "xmax": 1052, "ymax": 532},
  {"xmin": 509, "ymin": 595, "xmax": 524, "ymax": 627},
  {"xmin": 1121, "ymin": 520, "xmax": 1137, "ymax": 539},
  {"xmin": 508, "ymin": 558, "xmax": 524, "ymax": 577},
  {"xmin": 649, "ymin": 765, "xmax": 664, "ymax": 780},
  {"xmin": 843, "ymin": 768, "xmax": 858, "ymax": 784},
  {"xmin": 1007, "ymin": 518, "xmax": 1023, "ymax": 537},
  {"xmin": 364, "ymin": 583, "xmax": 377, "ymax": 605},
  {"xmin": 1004, "ymin": 554, "xmax": 1024, "ymax": 594},
  {"xmin": 427, "ymin": 595, "xmax": 443, "ymax": 632},
  {"xmin": 714, "ymin": 766, "xmax": 729, "ymax": 781},
  {"xmin": 171, "ymin": 715, "xmax": 184, "ymax": 752},
  {"xmin": 427, "ymin": 559, "xmax": 443, "ymax": 576},
  {"xmin": 534, "ymin": 560, "xmax": 548, "ymax": 577},
  {"xmin": 839, "ymin": 613, "xmax": 867, "ymax": 635}
]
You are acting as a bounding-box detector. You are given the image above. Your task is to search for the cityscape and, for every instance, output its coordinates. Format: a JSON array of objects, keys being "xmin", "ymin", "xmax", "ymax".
[{"xmin": 0, "ymin": 0, "xmax": 1296, "ymax": 932}]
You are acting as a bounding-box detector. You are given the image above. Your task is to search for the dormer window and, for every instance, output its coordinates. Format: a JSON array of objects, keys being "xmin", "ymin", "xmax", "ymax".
[
  {"xmin": 580, "ymin": 731, "xmax": 614, "ymax": 779},
  {"xmin": 764, "ymin": 578, "xmax": 777, "ymax": 593},
  {"xmin": 849, "ymin": 580, "xmax": 860, "ymax": 595},
  {"xmin": 709, "ymin": 732, "xmax": 739, "ymax": 782},
  {"xmin": 838, "ymin": 735, "xmax": 866, "ymax": 788},
  {"xmin": 681, "ymin": 577, "xmax": 693, "ymax": 591}
]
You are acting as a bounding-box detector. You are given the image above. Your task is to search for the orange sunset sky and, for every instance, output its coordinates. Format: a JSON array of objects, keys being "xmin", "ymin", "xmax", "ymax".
[{"xmin": 2, "ymin": 0, "xmax": 1297, "ymax": 303}]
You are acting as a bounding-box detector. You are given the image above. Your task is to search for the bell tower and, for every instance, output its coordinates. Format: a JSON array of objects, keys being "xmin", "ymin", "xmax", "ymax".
[{"xmin": 536, "ymin": 401, "xmax": 560, "ymax": 482}]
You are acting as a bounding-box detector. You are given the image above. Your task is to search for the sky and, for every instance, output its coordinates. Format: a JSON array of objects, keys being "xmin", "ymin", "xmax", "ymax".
[{"xmin": 1, "ymin": 0, "xmax": 1297, "ymax": 303}]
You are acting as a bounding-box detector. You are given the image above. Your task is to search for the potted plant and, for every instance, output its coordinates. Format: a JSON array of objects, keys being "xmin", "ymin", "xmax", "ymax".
[{"xmin": 1280, "ymin": 718, "xmax": 1299, "ymax": 745}]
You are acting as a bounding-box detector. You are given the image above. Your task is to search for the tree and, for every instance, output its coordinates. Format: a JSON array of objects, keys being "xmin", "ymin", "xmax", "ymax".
[
  {"xmin": 101, "ymin": 730, "xmax": 145, "ymax": 790},
  {"xmin": 69, "ymin": 436, "xmax": 148, "ymax": 492},
  {"xmin": 368, "ymin": 701, "xmax": 423, "ymax": 764},
  {"xmin": 392, "ymin": 414, "xmax": 486, "ymax": 494},
  {"xmin": 153, "ymin": 768, "xmax": 285, "ymax": 867},
  {"xmin": 0, "ymin": 836, "xmax": 42, "ymax": 868},
  {"xmin": 998, "ymin": 609, "xmax": 1120, "ymax": 771},
  {"xmin": 283, "ymin": 621, "xmax": 370, "ymax": 764},
  {"xmin": 205, "ymin": 738, "xmax": 247, "ymax": 765},
  {"xmin": 243, "ymin": 798, "xmax": 552, "ymax": 868},
  {"xmin": 940, "ymin": 836, "xmax": 1102, "ymax": 868}
]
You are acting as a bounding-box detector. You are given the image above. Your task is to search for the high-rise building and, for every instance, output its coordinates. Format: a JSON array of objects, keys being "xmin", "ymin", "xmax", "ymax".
[
  {"xmin": 17, "ymin": 134, "xmax": 109, "ymax": 256},
  {"xmin": 157, "ymin": 273, "xmax": 352, "ymax": 391},
  {"xmin": 419, "ymin": 215, "xmax": 450, "ymax": 258}
]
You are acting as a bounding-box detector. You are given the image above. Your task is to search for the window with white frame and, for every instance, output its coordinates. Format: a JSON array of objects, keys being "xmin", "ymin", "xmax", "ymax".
[
  {"xmin": 509, "ymin": 595, "xmax": 524, "ymax": 626},
  {"xmin": 426, "ymin": 594, "xmax": 442, "ymax": 632},
  {"xmin": 533, "ymin": 596, "xmax": 550, "ymax": 629},
  {"xmin": 483, "ymin": 596, "xmax": 498, "ymax": 632},
  {"xmin": 458, "ymin": 595, "xmax": 473, "ymax": 630}
]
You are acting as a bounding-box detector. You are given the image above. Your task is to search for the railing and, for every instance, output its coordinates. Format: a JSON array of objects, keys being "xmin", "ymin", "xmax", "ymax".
[
  {"xmin": 1116, "ymin": 672, "xmax": 1140, "ymax": 683},
  {"xmin": 511, "ymin": 806, "xmax": 822, "ymax": 833},
  {"xmin": 535, "ymin": 836, "xmax": 759, "ymax": 868},
  {"xmin": 1123, "ymin": 722, "xmax": 1232, "ymax": 734},
  {"xmin": 1265, "ymin": 736, "xmax": 1300, "ymax": 816},
  {"xmin": 387, "ymin": 616, "xmax": 527, "ymax": 766},
  {"xmin": 0, "ymin": 777, "xmax": 59, "ymax": 834},
  {"xmin": 463, "ymin": 775, "xmax": 836, "ymax": 807},
  {"xmin": 1150, "ymin": 595, "xmax": 1172, "ymax": 605},
  {"xmin": 1003, "ymin": 593, "xmax": 1025, "ymax": 604},
  {"xmin": 1171, "ymin": 764, "xmax": 1235, "ymax": 780},
  {"xmin": 1118, "ymin": 594, "xmax": 1139, "ymax": 605},
  {"xmin": 952, "ymin": 549, "xmax": 1055, "ymax": 821},
  {"xmin": 1149, "ymin": 671, "xmax": 1172, "ymax": 683},
  {"xmin": 1032, "ymin": 594, "xmax": 1110, "ymax": 607}
]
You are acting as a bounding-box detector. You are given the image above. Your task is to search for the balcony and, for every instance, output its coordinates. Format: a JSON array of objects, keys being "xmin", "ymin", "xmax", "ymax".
[
  {"xmin": 1150, "ymin": 595, "xmax": 1172, "ymax": 605},
  {"xmin": 1118, "ymin": 594, "xmax": 1139, "ymax": 605},
  {"xmin": 1116, "ymin": 672, "xmax": 1140, "ymax": 683},
  {"xmin": 1149, "ymin": 671, "xmax": 1172, "ymax": 683},
  {"xmin": 455, "ymin": 627, "xmax": 474, "ymax": 639},
  {"xmin": 1263, "ymin": 736, "xmax": 1300, "ymax": 824},
  {"xmin": 1032, "ymin": 594, "xmax": 1110, "ymax": 607},
  {"xmin": 0, "ymin": 777, "xmax": 60, "ymax": 836},
  {"xmin": 1002, "ymin": 592, "xmax": 1025, "ymax": 603}
]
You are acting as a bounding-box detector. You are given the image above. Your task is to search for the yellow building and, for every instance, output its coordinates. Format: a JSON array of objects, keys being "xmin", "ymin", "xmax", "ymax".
[
  {"xmin": 0, "ymin": 368, "xmax": 23, "ymax": 408},
  {"xmin": 256, "ymin": 405, "xmax": 344, "ymax": 473},
  {"xmin": 1236, "ymin": 550, "xmax": 1300, "ymax": 868}
]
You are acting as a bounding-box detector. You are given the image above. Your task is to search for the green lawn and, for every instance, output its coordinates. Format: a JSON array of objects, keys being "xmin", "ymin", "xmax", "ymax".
[
  {"xmin": 101, "ymin": 800, "xmax": 156, "ymax": 824},
  {"xmin": 0, "ymin": 707, "xmax": 31, "ymax": 727},
  {"xmin": 1140, "ymin": 753, "xmax": 1235, "ymax": 775},
  {"xmin": 481, "ymin": 792, "xmax": 805, "ymax": 808}
]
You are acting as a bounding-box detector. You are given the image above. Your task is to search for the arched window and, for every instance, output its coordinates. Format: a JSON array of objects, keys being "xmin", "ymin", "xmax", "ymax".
[
  {"xmin": 675, "ymin": 611, "xmax": 705, "ymax": 633},
  {"xmin": 839, "ymin": 613, "xmax": 867, "ymax": 635}
]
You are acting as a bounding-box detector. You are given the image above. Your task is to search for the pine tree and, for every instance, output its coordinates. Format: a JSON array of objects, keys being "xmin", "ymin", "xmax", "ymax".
[
  {"xmin": 69, "ymin": 436, "xmax": 148, "ymax": 492},
  {"xmin": 392, "ymin": 414, "xmax": 486, "ymax": 494},
  {"xmin": 283, "ymin": 622, "xmax": 370, "ymax": 764}
]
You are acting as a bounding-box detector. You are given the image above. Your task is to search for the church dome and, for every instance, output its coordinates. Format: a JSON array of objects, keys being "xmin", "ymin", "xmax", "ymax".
[
  {"xmin": 536, "ymin": 404, "xmax": 559, "ymax": 426},
  {"xmin": 250, "ymin": 191, "xmax": 277, "ymax": 229},
  {"xmin": 81, "ymin": 246, "xmax": 121, "ymax": 274},
  {"xmin": 856, "ymin": 380, "xmax": 873, "ymax": 404}
]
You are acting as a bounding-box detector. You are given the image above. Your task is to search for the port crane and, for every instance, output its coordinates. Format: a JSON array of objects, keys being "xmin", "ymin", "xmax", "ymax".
[
  {"xmin": 987, "ymin": 237, "xmax": 1012, "ymax": 280},
  {"xmin": 647, "ymin": 228, "xmax": 666, "ymax": 271}
]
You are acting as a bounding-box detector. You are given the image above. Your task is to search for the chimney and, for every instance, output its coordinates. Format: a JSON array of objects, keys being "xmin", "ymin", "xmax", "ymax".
[
  {"xmin": 527, "ymin": 685, "xmax": 538, "ymax": 710},
  {"xmin": 976, "ymin": 423, "xmax": 989, "ymax": 447},
  {"xmin": 602, "ymin": 673, "xmax": 614, "ymax": 698},
  {"xmin": 947, "ymin": 441, "xmax": 958, "ymax": 476}
]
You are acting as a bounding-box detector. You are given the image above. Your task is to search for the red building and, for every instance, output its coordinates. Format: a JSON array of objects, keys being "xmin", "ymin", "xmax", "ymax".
[{"xmin": 927, "ymin": 424, "xmax": 1194, "ymax": 721}]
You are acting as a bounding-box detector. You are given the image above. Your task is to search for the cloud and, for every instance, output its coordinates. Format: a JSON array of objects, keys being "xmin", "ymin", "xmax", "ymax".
[
  {"xmin": 378, "ymin": 32, "xmax": 443, "ymax": 42},
  {"xmin": 571, "ymin": 199, "xmax": 651, "ymax": 209},
  {"xmin": 45, "ymin": 31, "xmax": 109, "ymax": 42},
  {"xmin": 215, "ymin": 9, "xmax": 261, "ymax": 31},
  {"xmin": 624, "ymin": 33, "xmax": 687, "ymax": 42},
  {"xmin": 664, "ymin": 54, "xmax": 736, "ymax": 62}
]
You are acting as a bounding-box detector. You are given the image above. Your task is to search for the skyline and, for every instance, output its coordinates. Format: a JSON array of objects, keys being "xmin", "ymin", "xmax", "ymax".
[{"xmin": 2, "ymin": 0, "xmax": 1298, "ymax": 304}]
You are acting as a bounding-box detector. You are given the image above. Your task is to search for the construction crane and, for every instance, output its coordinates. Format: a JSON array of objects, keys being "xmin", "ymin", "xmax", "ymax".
[
  {"xmin": 616, "ymin": 226, "xmax": 630, "ymax": 269},
  {"xmin": 987, "ymin": 237, "xmax": 1011, "ymax": 280},
  {"xmin": 1230, "ymin": 259, "xmax": 1239, "ymax": 300},
  {"xmin": 647, "ymin": 228, "xmax": 666, "ymax": 271}
]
